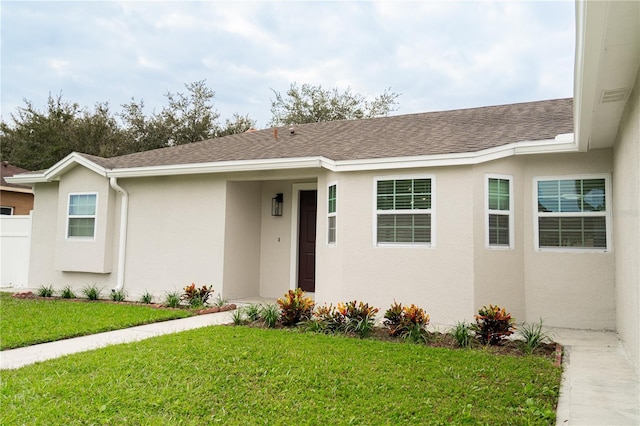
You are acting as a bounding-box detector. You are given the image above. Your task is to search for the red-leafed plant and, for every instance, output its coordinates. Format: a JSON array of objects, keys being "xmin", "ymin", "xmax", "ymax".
[
  {"xmin": 383, "ymin": 301, "xmax": 430, "ymax": 343},
  {"xmin": 277, "ymin": 289, "xmax": 314, "ymax": 326},
  {"xmin": 473, "ymin": 304, "xmax": 515, "ymax": 345},
  {"xmin": 181, "ymin": 283, "xmax": 214, "ymax": 307}
]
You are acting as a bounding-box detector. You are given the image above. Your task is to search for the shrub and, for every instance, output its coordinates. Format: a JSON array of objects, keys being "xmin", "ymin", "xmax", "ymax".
[
  {"xmin": 338, "ymin": 300, "xmax": 379, "ymax": 338},
  {"xmin": 140, "ymin": 290, "xmax": 153, "ymax": 304},
  {"xmin": 452, "ymin": 320, "xmax": 473, "ymax": 348},
  {"xmin": 305, "ymin": 304, "xmax": 345, "ymax": 333},
  {"xmin": 212, "ymin": 293, "xmax": 228, "ymax": 308},
  {"xmin": 277, "ymin": 289, "xmax": 314, "ymax": 326},
  {"xmin": 60, "ymin": 285, "xmax": 76, "ymax": 299},
  {"xmin": 231, "ymin": 308, "xmax": 245, "ymax": 325},
  {"xmin": 242, "ymin": 304, "xmax": 261, "ymax": 322},
  {"xmin": 383, "ymin": 302, "xmax": 429, "ymax": 343},
  {"xmin": 36, "ymin": 285, "xmax": 54, "ymax": 297},
  {"xmin": 473, "ymin": 304, "xmax": 515, "ymax": 346},
  {"xmin": 260, "ymin": 304, "xmax": 280, "ymax": 328},
  {"xmin": 181, "ymin": 283, "xmax": 214, "ymax": 308},
  {"xmin": 82, "ymin": 284, "xmax": 102, "ymax": 300},
  {"xmin": 164, "ymin": 291, "xmax": 181, "ymax": 308},
  {"xmin": 110, "ymin": 289, "xmax": 127, "ymax": 302},
  {"xmin": 518, "ymin": 318, "xmax": 553, "ymax": 354}
]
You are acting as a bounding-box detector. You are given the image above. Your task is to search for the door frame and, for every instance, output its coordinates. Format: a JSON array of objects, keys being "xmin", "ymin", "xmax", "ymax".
[{"xmin": 289, "ymin": 183, "xmax": 318, "ymax": 292}]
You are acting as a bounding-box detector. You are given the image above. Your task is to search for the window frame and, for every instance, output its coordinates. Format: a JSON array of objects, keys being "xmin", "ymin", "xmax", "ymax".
[
  {"xmin": 373, "ymin": 174, "xmax": 436, "ymax": 247},
  {"xmin": 327, "ymin": 182, "xmax": 337, "ymax": 246},
  {"xmin": 485, "ymin": 174, "xmax": 514, "ymax": 249},
  {"xmin": 533, "ymin": 174, "xmax": 611, "ymax": 252},
  {"xmin": 0, "ymin": 206, "xmax": 14, "ymax": 215},
  {"xmin": 66, "ymin": 192, "xmax": 98, "ymax": 240}
]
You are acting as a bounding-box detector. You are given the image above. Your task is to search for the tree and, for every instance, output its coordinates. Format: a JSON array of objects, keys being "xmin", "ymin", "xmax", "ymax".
[
  {"xmin": 269, "ymin": 83, "xmax": 400, "ymax": 126},
  {"xmin": 0, "ymin": 94, "xmax": 125, "ymax": 170},
  {"xmin": 216, "ymin": 113, "xmax": 257, "ymax": 137}
]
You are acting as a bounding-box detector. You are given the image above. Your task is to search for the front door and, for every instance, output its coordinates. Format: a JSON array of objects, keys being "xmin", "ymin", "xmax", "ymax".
[{"xmin": 297, "ymin": 190, "xmax": 317, "ymax": 292}]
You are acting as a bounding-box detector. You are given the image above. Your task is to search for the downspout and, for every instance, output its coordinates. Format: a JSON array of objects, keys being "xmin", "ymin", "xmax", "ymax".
[{"xmin": 109, "ymin": 177, "xmax": 129, "ymax": 293}]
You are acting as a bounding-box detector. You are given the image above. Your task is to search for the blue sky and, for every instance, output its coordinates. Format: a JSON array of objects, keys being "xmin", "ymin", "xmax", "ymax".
[{"xmin": 1, "ymin": 1, "xmax": 575, "ymax": 128}]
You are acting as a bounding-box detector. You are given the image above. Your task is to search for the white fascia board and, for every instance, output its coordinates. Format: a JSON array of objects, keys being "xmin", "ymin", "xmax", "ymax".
[
  {"xmin": 0, "ymin": 185, "xmax": 34, "ymax": 193},
  {"xmin": 4, "ymin": 173, "xmax": 48, "ymax": 184},
  {"xmin": 106, "ymin": 157, "xmax": 326, "ymax": 178},
  {"xmin": 4, "ymin": 152, "xmax": 108, "ymax": 184}
]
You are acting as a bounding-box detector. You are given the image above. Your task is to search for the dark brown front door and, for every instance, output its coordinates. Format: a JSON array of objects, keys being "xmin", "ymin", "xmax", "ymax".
[{"xmin": 298, "ymin": 190, "xmax": 317, "ymax": 292}]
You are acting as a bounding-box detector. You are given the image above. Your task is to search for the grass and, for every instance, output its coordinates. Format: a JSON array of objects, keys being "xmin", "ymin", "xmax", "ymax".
[
  {"xmin": 0, "ymin": 292, "xmax": 192, "ymax": 350},
  {"xmin": 0, "ymin": 326, "xmax": 561, "ymax": 425}
]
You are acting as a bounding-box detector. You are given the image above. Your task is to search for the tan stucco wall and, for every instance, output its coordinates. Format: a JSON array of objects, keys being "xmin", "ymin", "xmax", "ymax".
[
  {"xmin": 223, "ymin": 181, "xmax": 262, "ymax": 299},
  {"xmin": 0, "ymin": 190, "xmax": 34, "ymax": 215},
  {"xmin": 613, "ymin": 69, "xmax": 640, "ymax": 370},
  {"xmin": 522, "ymin": 149, "xmax": 615, "ymax": 330},
  {"xmin": 54, "ymin": 166, "xmax": 116, "ymax": 273}
]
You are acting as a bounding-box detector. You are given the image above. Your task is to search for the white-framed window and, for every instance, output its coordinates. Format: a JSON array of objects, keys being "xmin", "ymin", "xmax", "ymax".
[
  {"xmin": 534, "ymin": 175, "xmax": 610, "ymax": 251},
  {"xmin": 374, "ymin": 175, "xmax": 434, "ymax": 246},
  {"xmin": 486, "ymin": 174, "xmax": 514, "ymax": 249},
  {"xmin": 67, "ymin": 193, "xmax": 98, "ymax": 239},
  {"xmin": 327, "ymin": 183, "xmax": 337, "ymax": 245},
  {"xmin": 0, "ymin": 206, "xmax": 14, "ymax": 215}
]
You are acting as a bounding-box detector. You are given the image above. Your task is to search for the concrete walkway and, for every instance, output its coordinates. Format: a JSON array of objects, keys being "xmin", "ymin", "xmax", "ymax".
[
  {"xmin": 1, "ymin": 317, "xmax": 638, "ymax": 425},
  {"xmin": 553, "ymin": 329, "xmax": 640, "ymax": 425}
]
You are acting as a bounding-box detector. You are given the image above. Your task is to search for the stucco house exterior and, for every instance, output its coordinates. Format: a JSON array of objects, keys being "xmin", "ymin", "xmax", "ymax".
[{"xmin": 7, "ymin": 1, "xmax": 639, "ymax": 371}]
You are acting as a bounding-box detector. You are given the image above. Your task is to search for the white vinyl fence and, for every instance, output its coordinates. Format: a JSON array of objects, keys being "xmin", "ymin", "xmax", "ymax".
[{"xmin": 0, "ymin": 214, "xmax": 31, "ymax": 288}]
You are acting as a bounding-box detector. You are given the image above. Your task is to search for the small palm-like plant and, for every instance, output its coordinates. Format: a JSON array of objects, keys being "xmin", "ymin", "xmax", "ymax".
[
  {"xmin": 60, "ymin": 285, "xmax": 76, "ymax": 299},
  {"xmin": 36, "ymin": 285, "xmax": 55, "ymax": 297},
  {"xmin": 82, "ymin": 284, "xmax": 102, "ymax": 300},
  {"xmin": 518, "ymin": 319, "xmax": 553, "ymax": 354},
  {"xmin": 452, "ymin": 320, "xmax": 473, "ymax": 348},
  {"xmin": 110, "ymin": 289, "xmax": 127, "ymax": 302},
  {"xmin": 140, "ymin": 290, "xmax": 153, "ymax": 304},
  {"xmin": 260, "ymin": 304, "xmax": 280, "ymax": 328},
  {"xmin": 164, "ymin": 291, "xmax": 181, "ymax": 308},
  {"xmin": 242, "ymin": 304, "xmax": 261, "ymax": 322}
]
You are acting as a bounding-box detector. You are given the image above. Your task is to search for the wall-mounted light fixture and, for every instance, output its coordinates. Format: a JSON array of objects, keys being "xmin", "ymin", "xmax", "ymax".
[{"xmin": 271, "ymin": 193, "xmax": 283, "ymax": 216}]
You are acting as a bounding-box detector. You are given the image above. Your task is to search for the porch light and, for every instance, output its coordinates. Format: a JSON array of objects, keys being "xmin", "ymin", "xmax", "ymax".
[{"xmin": 272, "ymin": 193, "xmax": 284, "ymax": 216}]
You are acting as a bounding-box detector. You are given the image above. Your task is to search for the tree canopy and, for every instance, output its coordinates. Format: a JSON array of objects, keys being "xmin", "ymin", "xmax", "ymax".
[{"xmin": 269, "ymin": 83, "xmax": 400, "ymax": 126}]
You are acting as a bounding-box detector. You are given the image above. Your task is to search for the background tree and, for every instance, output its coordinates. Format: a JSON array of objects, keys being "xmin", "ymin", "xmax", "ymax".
[
  {"xmin": 269, "ymin": 83, "xmax": 400, "ymax": 126},
  {"xmin": 216, "ymin": 113, "xmax": 257, "ymax": 137}
]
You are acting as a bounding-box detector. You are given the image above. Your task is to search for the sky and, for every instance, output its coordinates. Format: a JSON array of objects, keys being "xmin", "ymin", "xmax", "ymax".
[{"xmin": 1, "ymin": 1, "xmax": 576, "ymax": 129}]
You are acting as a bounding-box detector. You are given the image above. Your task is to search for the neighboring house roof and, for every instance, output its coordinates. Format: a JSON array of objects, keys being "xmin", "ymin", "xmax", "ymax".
[
  {"xmin": 80, "ymin": 98, "xmax": 573, "ymax": 170},
  {"xmin": 1, "ymin": 162, "xmax": 33, "ymax": 192}
]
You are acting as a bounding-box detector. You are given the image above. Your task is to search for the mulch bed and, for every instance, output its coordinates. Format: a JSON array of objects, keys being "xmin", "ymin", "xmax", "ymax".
[{"xmin": 10, "ymin": 291, "xmax": 236, "ymax": 314}]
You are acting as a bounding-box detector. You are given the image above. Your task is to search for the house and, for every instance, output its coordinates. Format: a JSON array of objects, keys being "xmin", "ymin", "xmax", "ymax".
[
  {"xmin": 0, "ymin": 162, "xmax": 34, "ymax": 215},
  {"xmin": 7, "ymin": 0, "xmax": 639, "ymax": 371}
]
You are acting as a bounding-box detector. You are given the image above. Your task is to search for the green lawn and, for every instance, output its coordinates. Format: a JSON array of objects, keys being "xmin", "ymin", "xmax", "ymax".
[
  {"xmin": 0, "ymin": 292, "xmax": 192, "ymax": 349},
  {"xmin": 0, "ymin": 326, "xmax": 561, "ymax": 425}
]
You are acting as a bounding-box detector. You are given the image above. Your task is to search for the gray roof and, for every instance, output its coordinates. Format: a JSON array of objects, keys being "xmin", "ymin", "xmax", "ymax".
[{"xmin": 81, "ymin": 98, "xmax": 573, "ymax": 170}]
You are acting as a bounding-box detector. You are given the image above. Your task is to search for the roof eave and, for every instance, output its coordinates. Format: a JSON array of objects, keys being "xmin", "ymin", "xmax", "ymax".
[{"xmin": 4, "ymin": 152, "xmax": 108, "ymax": 185}]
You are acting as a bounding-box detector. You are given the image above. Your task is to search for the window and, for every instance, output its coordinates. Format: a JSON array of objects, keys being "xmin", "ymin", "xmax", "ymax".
[
  {"xmin": 486, "ymin": 175, "xmax": 513, "ymax": 248},
  {"xmin": 535, "ymin": 176, "xmax": 609, "ymax": 250},
  {"xmin": 0, "ymin": 206, "xmax": 14, "ymax": 215},
  {"xmin": 328, "ymin": 183, "xmax": 337, "ymax": 244},
  {"xmin": 375, "ymin": 177, "xmax": 433, "ymax": 245},
  {"xmin": 67, "ymin": 193, "xmax": 97, "ymax": 238}
]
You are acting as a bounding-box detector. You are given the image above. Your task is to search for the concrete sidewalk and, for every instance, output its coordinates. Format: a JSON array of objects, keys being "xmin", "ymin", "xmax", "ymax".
[
  {"xmin": 1, "ymin": 317, "xmax": 638, "ymax": 425},
  {"xmin": 553, "ymin": 329, "xmax": 640, "ymax": 425},
  {"xmin": 0, "ymin": 310, "xmax": 235, "ymax": 370}
]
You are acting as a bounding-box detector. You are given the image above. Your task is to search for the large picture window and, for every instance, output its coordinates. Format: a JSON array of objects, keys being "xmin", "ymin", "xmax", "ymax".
[
  {"xmin": 67, "ymin": 193, "xmax": 97, "ymax": 238},
  {"xmin": 535, "ymin": 176, "xmax": 609, "ymax": 250},
  {"xmin": 375, "ymin": 177, "xmax": 433, "ymax": 245},
  {"xmin": 486, "ymin": 175, "xmax": 513, "ymax": 248},
  {"xmin": 327, "ymin": 183, "xmax": 337, "ymax": 245}
]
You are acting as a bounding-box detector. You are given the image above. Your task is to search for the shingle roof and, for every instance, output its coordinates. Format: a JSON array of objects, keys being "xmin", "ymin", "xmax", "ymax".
[
  {"xmin": 1, "ymin": 162, "xmax": 32, "ymax": 189},
  {"xmin": 80, "ymin": 98, "xmax": 573, "ymax": 170}
]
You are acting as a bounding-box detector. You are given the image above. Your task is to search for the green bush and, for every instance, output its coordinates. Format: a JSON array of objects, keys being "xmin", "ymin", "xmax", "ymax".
[
  {"xmin": 242, "ymin": 304, "xmax": 261, "ymax": 322},
  {"xmin": 260, "ymin": 304, "xmax": 280, "ymax": 328},
  {"xmin": 36, "ymin": 285, "xmax": 54, "ymax": 298},
  {"xmin": 518, "ymin": 319, "xmax": 553, "ymax": 354},
  {"xmin": 110, "ymin": 289, "xmax": 127, "ymax": 302},
  {"xmin": 81, "ymin": 284, "xmax": 103, "ymax": 301},
  {"xmin": 451, "ymin": 320, "xmax": 473, "ymax": 348},
  {"xmin": 60, "ymin": 285, "xmax": 76, "ymax": 299},
  {"xmin": 277, "ymin": 289, "xmax": 314, "ymax": 326},
  {"xmin": 164, "ymin": 291, "xmax": 181, "ymax": 308},
  {"xmin": 139, "ymin": 290, "xmax": 153, "ymax": 304},
  {"xmin": 473, "ymin": 305, "xmax": 515, "ymax": 346}
]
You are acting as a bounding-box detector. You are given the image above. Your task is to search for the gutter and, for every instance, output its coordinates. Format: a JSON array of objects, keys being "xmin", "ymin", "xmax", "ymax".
[{"xmin": 109, "ymin": 177, "xmax": 129, "ymax": 293}]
